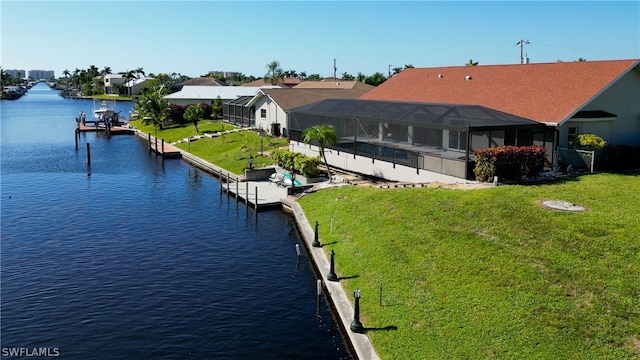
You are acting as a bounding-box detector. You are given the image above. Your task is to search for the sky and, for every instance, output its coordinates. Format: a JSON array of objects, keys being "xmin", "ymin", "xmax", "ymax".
[{"xmin": 1, "ymin": 1, "xmax": 639, "ymax": 79}]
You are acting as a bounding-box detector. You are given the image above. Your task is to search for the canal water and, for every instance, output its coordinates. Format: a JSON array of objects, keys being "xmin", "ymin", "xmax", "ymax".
[{"xmin": 0, "ymin": 83, "xmax": 351, "ymax": 359}]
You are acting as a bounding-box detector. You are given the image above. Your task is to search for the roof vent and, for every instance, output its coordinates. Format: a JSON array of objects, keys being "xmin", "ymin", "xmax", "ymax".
[
  {"xmin": 465, "ymin": 75, "xmax": 472, "ymax": 80},
  {"xmin": 438, "ymin": 74, "xmax": 443, "ymax": 78}
]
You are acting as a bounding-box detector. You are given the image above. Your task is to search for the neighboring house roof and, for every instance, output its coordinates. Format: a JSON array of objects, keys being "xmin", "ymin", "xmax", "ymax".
[
  {"xmin": 125, "ymin": 77, "xmax": 155, "ymax": 87},
  {"xmin": 360, "ymin": 59, "xmax": 640, "ymax": 125},
  {"xmin": 242, "ymin": 77, "xmax": 302, "ymax": 88},
  {"xmin": 246, "ymin": 87, "xmax": 373, "ymax": 111},
  {"xmin": 177, "ymin": 77, "xmax": 229, "ymax": 86},
  {"xmin": 293, "ymin": 80, "xmax": 374, "ymax": 91},
  {"xmin": 164, "ymin": 85, "xmax": 280, "ymax": 101}
]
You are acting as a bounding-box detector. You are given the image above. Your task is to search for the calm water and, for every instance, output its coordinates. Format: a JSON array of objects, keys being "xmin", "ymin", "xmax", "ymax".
[{"xmin": 0, "ymin": 83, "xmax": 351, "ymax": 359}]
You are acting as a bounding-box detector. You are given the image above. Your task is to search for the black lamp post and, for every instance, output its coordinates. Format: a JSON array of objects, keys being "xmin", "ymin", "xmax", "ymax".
[
  {"xmin": 350, "ymin": 289, "xmax": 364, "ymax": 333},
  {"xmin": 248, "ymin": 154, "xmax": 254, "ymax": 170},
  {"xmin": 327, "ymin": 250, "xmax": 338, "ymax": 282},
  {"xmin": 312, "ymin": 221, "xmax": 321, "ymax": 247}
]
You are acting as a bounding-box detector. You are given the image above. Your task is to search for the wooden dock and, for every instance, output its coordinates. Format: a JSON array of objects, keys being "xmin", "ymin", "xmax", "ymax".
[
  {"xmin": 77, "ymin": 122, "xmax": 135, "ymax": 135},
  {"xmin": 221, "ymin": 179, "xmax": 290, "ymax": 210}
]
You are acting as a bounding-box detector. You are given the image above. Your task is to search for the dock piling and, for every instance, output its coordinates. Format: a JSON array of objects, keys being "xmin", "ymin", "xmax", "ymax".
[{"xmin": 86, "ymin": 143, "xmax": 91, "ymax": 165}]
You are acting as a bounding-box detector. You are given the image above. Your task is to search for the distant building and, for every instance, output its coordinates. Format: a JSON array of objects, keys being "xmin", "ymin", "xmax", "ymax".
[
  {"xmin": 28, "ymin": 70, "xmax": 54, "ymax": 80},
  {"xmin": 104, "ymin": 74, "xmax": 125, "ymax": 95},
  {"xmin": 4, "ymin": 69, "xmax": 26, "ymax": 79}
]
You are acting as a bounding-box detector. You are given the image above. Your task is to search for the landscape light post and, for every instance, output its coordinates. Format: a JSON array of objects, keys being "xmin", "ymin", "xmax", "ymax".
[
  {"xmin": 327, "ymin": 250, "xmax": 338, "ymax": 282},
  {"xmin": 312, "ymin": 221, "xmax": 321, "ymax": 247},
  {"xmin": 248, "ymin": 154, "xmax": 254, "ymax": 170},
  {"xmin": 350, "ymin": 289, "xmax": 364, "ymax": 333}
]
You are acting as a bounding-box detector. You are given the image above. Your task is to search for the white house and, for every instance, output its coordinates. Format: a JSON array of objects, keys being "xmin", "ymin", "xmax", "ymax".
[{"xmin": 104, "ymin": 74, "xmax": 124, "ymax": 95}]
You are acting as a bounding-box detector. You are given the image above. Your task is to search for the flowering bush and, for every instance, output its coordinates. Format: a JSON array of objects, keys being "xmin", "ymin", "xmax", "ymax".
[
  {"xmin": 474, "ymin": 145, "xmax": 547, "ymax": 182},
  {"xmin": 571, "ymin": 133, "xmax": 606, "ymax": 151}
]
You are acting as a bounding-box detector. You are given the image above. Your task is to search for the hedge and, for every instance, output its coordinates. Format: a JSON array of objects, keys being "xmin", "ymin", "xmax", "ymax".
[{"xmin": 474, "ymin": 145, "xmax": 547, "ymax": 182}]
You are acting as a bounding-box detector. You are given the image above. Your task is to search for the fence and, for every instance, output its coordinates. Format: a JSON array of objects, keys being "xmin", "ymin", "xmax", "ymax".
[{"xmin": 557, "ymin": 148, "xmax": 595, "ymax": 173}]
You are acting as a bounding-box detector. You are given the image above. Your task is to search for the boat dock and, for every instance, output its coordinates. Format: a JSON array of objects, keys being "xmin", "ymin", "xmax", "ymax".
[{"xmin": 77, "ymin": 121, "xmax": 136, "ymax": 135}]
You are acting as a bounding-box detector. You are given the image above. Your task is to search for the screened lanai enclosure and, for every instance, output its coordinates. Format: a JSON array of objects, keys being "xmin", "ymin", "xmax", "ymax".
[{"xmin": 289, "ymin": 99, "xmax": 555, "ymax": 180}]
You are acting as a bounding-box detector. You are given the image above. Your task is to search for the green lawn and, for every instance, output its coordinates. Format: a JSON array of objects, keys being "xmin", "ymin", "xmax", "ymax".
[
  {"xmin": 173, "ymin": 131, "xmax": 287, "ymax": 174},
  {"xmin": 130, "ymin": 119, "xmax": 235, "ymax": 143},
  {"xmin": 299, "ymin": 172, "xmax": 640, "ymax": 359}
]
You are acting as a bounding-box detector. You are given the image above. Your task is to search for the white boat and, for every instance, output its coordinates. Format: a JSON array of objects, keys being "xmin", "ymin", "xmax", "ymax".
[{"xmin": 93, "ymin": 99, "xmax": 116, "ymax": 120}]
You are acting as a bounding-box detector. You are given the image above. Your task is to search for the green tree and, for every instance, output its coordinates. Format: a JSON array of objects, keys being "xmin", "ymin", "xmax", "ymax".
[
  {"xmin": 135, "ymin": 85, "xmax": 170, "ymax": 136},
  {"xmin": 184, "ymin": 104, "xmax": 204, "ymax": 133},
  {"xmin": 264, "ymin": 60, "xmax": 283, "ymax": 85},
  {"xmin": 365, "ymin": 72, "xmax": 386, "ymax": 86},
  {"xmin": 302, "ymin": 124, "xmax": 337, "ymax": 182},
  {"xmin": 341, "ymin": 72, "xmax": 355, "ymax": 81},
  {"xmin": 465, "ymin": 58, "xmax": 479, "ymax": 66},
  {"xmin": 120, "ymin": 70, "xmax": 136, "ymax": 97},
  {"xmin": 307, "ymin": 73, "xmax": 322, "ymax": 81},
  {"xmin": 212, "ymin": 96, "xmax": 222, "ymax": 119}
]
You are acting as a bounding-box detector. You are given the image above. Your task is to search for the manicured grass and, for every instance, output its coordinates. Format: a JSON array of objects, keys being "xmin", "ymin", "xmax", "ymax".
[
  {"xmin": 173, "ymin": 131, "xmax": 287, "ymax": 174},
  {"xmin": 90, "ymin": 94, "xmax": 134, "ymax": 101},
  {"xmin": 130, "ymin": 119, "xmax": 235, "ymax": 143},
  {"xmin": 299, "ymin": 172, "xmax": 640, "ymax": 359}
]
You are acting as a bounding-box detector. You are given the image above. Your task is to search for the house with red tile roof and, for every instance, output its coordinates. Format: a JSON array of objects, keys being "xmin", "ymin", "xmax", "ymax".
[
  {"xmin": 361, "ymin": 59, "xmax": 640, "ymax": 148},
  {"xmin": 284, "ymin": 60, "xmax": 639, "ymax": 183}
]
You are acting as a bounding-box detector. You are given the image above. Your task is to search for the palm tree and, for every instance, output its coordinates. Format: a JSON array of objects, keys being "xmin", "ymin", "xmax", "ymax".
[
  {"xmin": 62, "ymin": 69, "xmax": 70, "ymax": 91},
  {"xmin": 101, "ymin": 66, "xmax": 112, "ymax": 76},
  {"xmin": 302, "ymin": 124, "xmax": 337, "ymax": 182},
  {"xmin": 465, "ymin": 58, "xmax": 479, "ymax": 66},
  {"xmin": 120, "ymin": 70, "xmax": 136, "ymax": 97},
  {"xmin": 135, "ymin": 67, "xmax": 146, "ymax": 79},
  {"xmin": 134, "ymin": 86, "xmax": 169, "ymax": 137},
  {"xmin": 264, "ymin": 60, "xmax": 283, "ymax": 85}
]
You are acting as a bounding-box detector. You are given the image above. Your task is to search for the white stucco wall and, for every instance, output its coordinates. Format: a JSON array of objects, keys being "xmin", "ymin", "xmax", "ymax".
[
  {"xmin": 289, "ymin": 141, "xmax": 471, "ymax": 184},
  {"xmin": 253, "ymin": 97, "xmax": 287, "ymax": 135}
]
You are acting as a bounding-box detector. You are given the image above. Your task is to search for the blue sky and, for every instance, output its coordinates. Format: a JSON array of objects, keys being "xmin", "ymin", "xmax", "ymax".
[{"xmin": 1, "ymin": 1, "xmax": 638, "ymax": 79}]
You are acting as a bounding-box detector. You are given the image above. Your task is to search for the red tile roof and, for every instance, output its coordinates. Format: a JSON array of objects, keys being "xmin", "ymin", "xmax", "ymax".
[{"xmin": 360, "ymin": 59, "xmax": 639, "ymax": 124}]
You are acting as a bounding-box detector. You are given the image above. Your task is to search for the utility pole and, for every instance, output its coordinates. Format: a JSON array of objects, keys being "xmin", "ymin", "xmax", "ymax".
[
  {"xmin": 333, "ymin": 58, "xmax": 337, "ymax": 80},
  {"xmin": 515, "ymin": 39, "xmax": 530, "ymax": 64},
  {"xmin": 388, "ymin": 64, "xmax": 391, "ymax": 79}
]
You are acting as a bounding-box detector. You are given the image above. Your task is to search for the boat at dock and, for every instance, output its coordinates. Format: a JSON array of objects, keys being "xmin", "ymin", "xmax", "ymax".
[{"xmin": 76, "ymin": 99, "xmax": 135, "ymax": 135}]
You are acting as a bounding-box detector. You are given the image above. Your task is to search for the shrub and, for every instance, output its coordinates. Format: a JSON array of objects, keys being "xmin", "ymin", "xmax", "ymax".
[
  {"xmin": 474, "ymin": 145, "xmax": 547, "ymax": 182},
  {"xmin": 271, "ymin": 149, "xmax": 321, "ymax": 177},
  {"xmin": 571, "ymin": 133, "xmax": 606, "ymax": 151}
]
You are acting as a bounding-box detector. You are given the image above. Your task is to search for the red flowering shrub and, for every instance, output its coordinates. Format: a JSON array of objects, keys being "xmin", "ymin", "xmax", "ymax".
[{"xmin": 474, "ymin": 145, "xmax": 547, "ymax": 182}]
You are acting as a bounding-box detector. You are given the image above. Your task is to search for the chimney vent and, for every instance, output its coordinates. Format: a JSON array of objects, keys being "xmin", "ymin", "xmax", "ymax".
[{"xmin": 465, "ymin": 75, "xmax": 472, "ymax": 80}]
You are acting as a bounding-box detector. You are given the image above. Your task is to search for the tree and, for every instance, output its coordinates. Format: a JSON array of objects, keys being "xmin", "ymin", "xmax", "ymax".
[
  {"xmin": 341, "ymin": 72, "xmax": 355, "ymax": 81},
  {"xmin": 120, "ymin": 70, "xmax": 136, "ymax": 97},
  {"xmin": 465, "ymin": 58, "xmax": 479, "ymax": 66},
  {"xmin": 212, "ymin": 96, "xmax": 222, "ymax": 119},
  {"xmin": 101, "ymin": 66, "xmax": 111, "ymax": 76},
  {"xmin": 575, "ymin": 58, "xmax": 587, "ymax": 62},
  {"xmin": 364, "ymin": 72, "xmax": 386, "ymax": 86},
  {"xmin": 307, "ymin": 73, "xmax": 322, "ymax": 81},
  {"xmin": 264, "ymin": 60, "xmax": 283, "ymax": 85},
  {"xmin": 135, "ymin": 85, "xmax": 170, "ymax": 136},
  {"xmin": 135, "ymin": 67, "xmax": 146, "ymax": 78},
  {"xmin": 184, "ymin": 104, "xmax": 204, "ymax": 133},
  {"xmin": 302, "ymin": 124, "xmax": 337, "ymax": 182}
]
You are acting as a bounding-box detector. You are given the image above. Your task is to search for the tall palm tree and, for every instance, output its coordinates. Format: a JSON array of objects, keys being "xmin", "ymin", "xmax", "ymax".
[
  {"xmin": 302, "ymin": 124, "xmax": 337, "ymax": 182},
  {"xmin": 264, "ymin": 60, "xmax": 283, "ymax": 85},
  {"xmin": 465, "ymin": 58, "xmax": 479, "ymax": 66},
  {"xmin": 135, "ymin": 67, "xmax": 145, "ymax": 79},
  {"xmin": 120, "ymin": 70, "xmax": 136, "ymax": 97},
  {"xmin": 101, "ymin": 66, "xmax": 112, "ymax": 76},
  {"xmin": 62, "ymin": 69, "xmax": 70, "ymax": 90}
]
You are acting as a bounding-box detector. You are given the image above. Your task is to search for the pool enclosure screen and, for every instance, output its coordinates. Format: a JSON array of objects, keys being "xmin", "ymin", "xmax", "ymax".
[{"xmin": 289, "ymin": 99, "xmax": 553, "ymax": 179}]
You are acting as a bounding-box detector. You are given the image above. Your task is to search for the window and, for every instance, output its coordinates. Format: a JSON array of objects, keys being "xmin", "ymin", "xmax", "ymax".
[
  {"xmin": 568, "ymin": 126, "xmax": 578, "ymax": 147},
  {"xmin": 261, "ymin": 109, "xmax": 267, "ymax": 118},
  {"xmin": 448, "ymin": 130, "xmax": 467, "ymax": 151}
]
